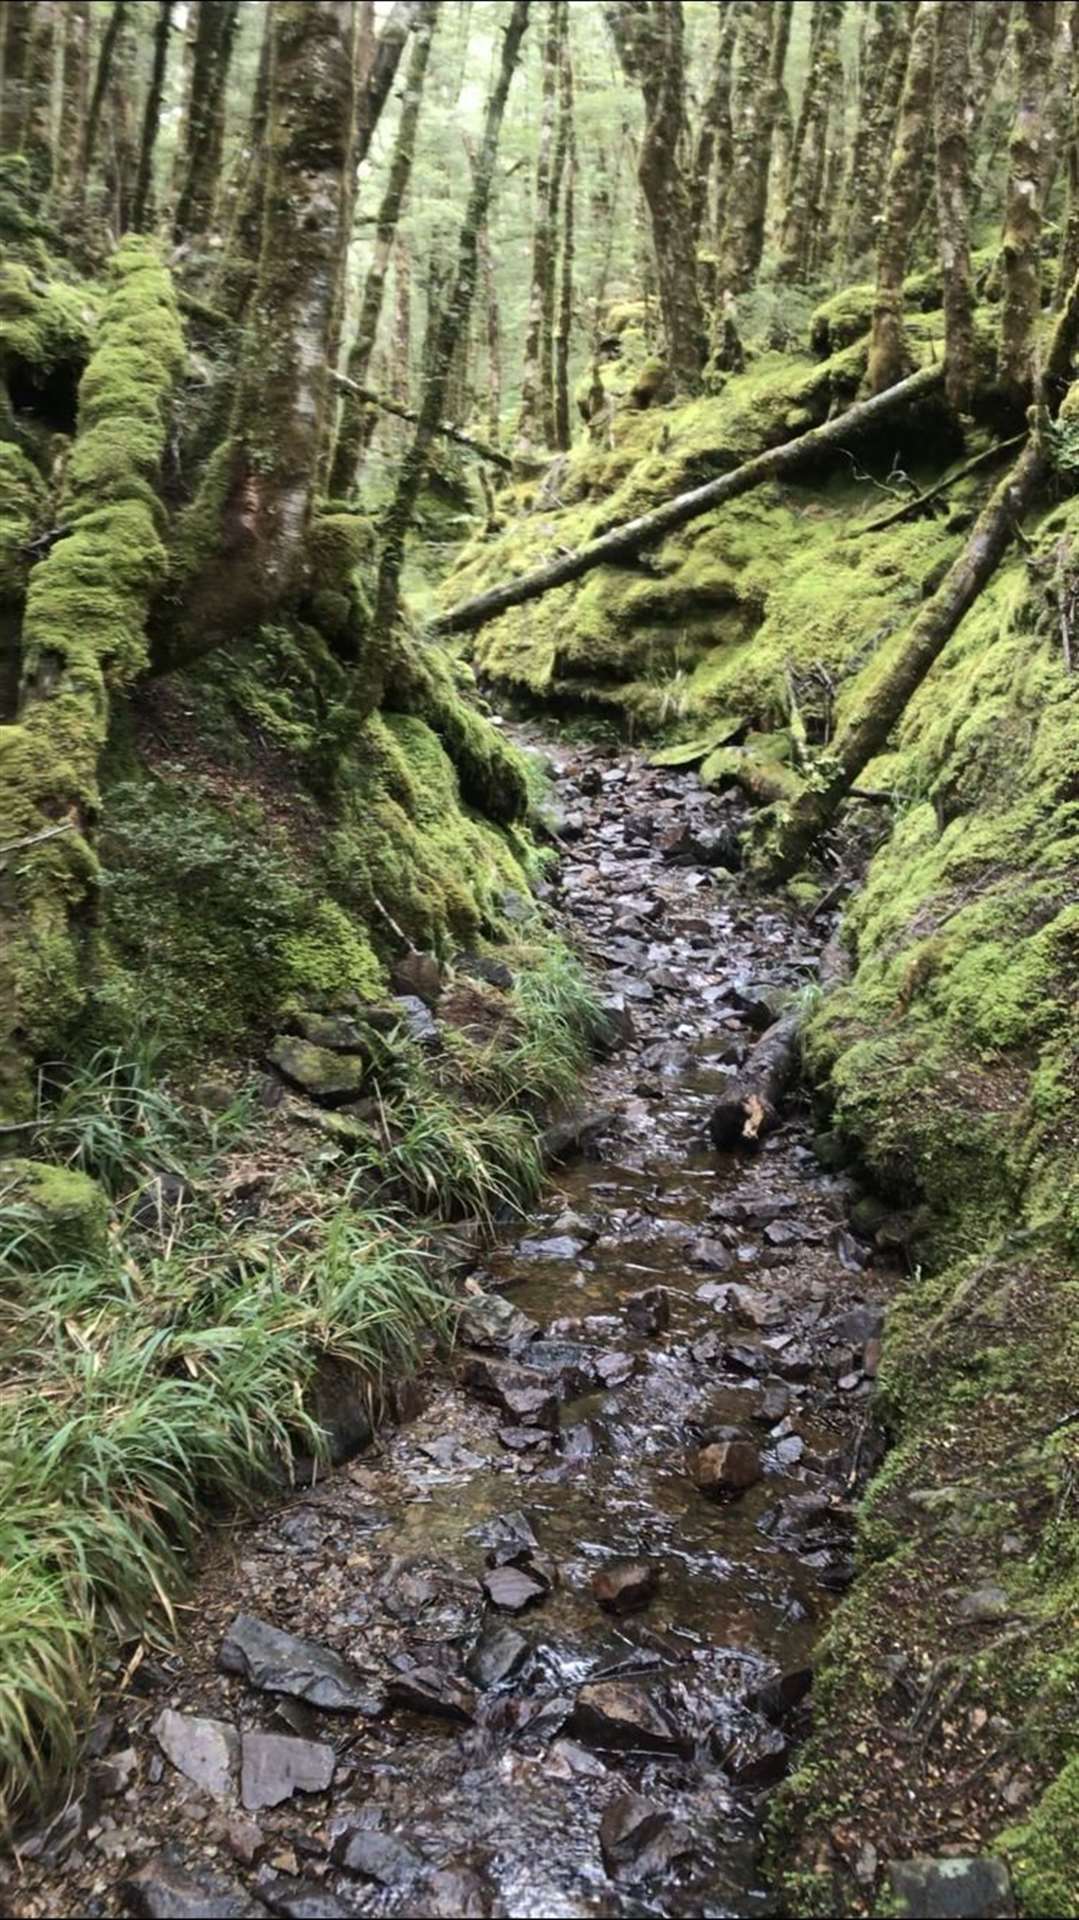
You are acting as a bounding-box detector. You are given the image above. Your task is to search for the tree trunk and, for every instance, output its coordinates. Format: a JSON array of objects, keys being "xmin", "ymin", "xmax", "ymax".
[
  {"xmin": 432, "ymin": 362, "xmax": 943, "ymax": 637},
  {"xmin": 172, "ymin": 0, "xmax": 240, "ymax": 244},
  {"xmin": 22, "ymin": 0, "xmax": 59, "ymax": 194},
  {"xmin": 372, "ymin": 0, "xmax": 530, "ymax": 664},
  {"xmin": 215, "ymin": 1, "xmax": 274, "ymax": 322},
  {"xmin": 841, "ymin": 0, "xmax": 915, "ymax": 272},
  {"xmin": 53, "ymin": 0, "xmax": 91, "ymax": 203},
  {"xmin": 517, "ymin": 1, "xmax": 562, "ymax": 450},
  {"xmin": 0, "ymin": 0, "xmax": 33, "ymax": 154},
  {"xmin": 998, "ymin": 2, "xmax": 1056, "ymax": 408},
  {"xmin": 330, "ymin": 371, "xmax": 513, "ymax": 469},
  {"xmin": 132, "ymin": 1, "xmax": 174, "ymax": 231},
  {"xmin": 1057, "ymin": 6, "xmax": 1079, "ymax": 299},
  {"xmin": 79, "ymin": 0, "xmax": 128, "ymax": 202},
  {"xmin": 540, "ymin": 2, "xmax": 570, "ymax": 448},
  {"xmin": 692, "ymin": 0, "xmax": 738, "ymax": 247},
  {"xmin": 159, "ymin": 0, "xmax": 360, "ymax": 669},
  {"xmin": 354, "ymin": 0, "xmax": 422, "ymax": 174},
  {"xmin": 934, "ymin": 0, "xmax": 975, "ymax": 410},
  {"xmin": 554, "ymin": 33, "xmax": 576, "ymax": 454},
  {"xmin": 329, "ymin": 0, "xmax": 440, "ymax": 499},
  {"xmin": 479, "ymin": 221, "xmax": 502, "ymax": 447},
  {"xmin": 866, "ymin": 0, "xmax": 938, "ymax": 393},
  {"xmin": 392, "ymin": 233, "xmax": 413, "ymax": 406},
  {"xmin": 605, "ymin": 1, "xmax": 708, "ymax": 391},
  {"xmin": 778, "ymin": 1, "xmax": 845, "ymax": 285},
  {"xmin": 723, "ymin": 0, "xmax": 794, "ymax": 292},
  {"xmin": 103, "ymin": 0, "xmax": 138, "ymax": 233}
]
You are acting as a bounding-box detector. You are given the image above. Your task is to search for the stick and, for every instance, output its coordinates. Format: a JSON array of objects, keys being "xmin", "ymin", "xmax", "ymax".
[
  {"xmin": 708, "ymin": 933, "xmax": 851, "ymax": 1152},
  {"xmin": 851, "ymin": 432, "xmax": 1027, "ymax": 535},
  {"xmin": 431, "ymin": 362, "xmax": 944, "ymax": 636},
  {"xmin": 328, "ymin": 370, "xmax": 514, "ymax": 472},
  {"xmin": 0, "ymin": 822, "xmax": 74, "ymax": 859}
]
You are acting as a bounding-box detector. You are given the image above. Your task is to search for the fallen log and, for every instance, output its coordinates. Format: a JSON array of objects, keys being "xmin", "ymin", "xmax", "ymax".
[
  {"xmin": 328, "ymin": 370, "xmax": 514, "ymax": 472},
  {"xmin": 708, "ymin": 934, "xmax": 851, "ymax": 1151},
  {"xmin": 431, "ymin": 362, "xmax": 944, "ymax": 636}
]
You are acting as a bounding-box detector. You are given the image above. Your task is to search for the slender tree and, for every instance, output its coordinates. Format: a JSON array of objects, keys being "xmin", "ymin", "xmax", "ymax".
[
  {"xmin": 517, "ymin": 1, "xmax": 563, "ymax": 448},
  {"xmin": 132, "ymin": 2, "xmax": 174, "ymax": 231},
  {"xmin": 554, "ymin": 25, "xmax": 577, "ymax": 452},
  {"xmin": 722, "ymin": 0, "xmax": 794, "ymax": 291},
  {"xmin": 0, "ymin": 0, "xmax": 34, "ymax": 153},
  {"xmin": 79, "ymin": 0, "xmax": 128, "ymax": 199},
  {"xmin": 103, "ymin": 0, "xmax": 138, "ymax": 232},
  {"xmin": 479, "ymin": 217, "xmax": 502, "ymax": 446},
  {"xmin": 172, "ymin": 0, "xmax": 240, "ymax": 244},
  {"xmin": 935, "ymin": 0, "xmax": 975, "ymax": 410},
  {"xmin": 216, "ymin": 2, "xmax": 274, "ymax": 322},
  {"xmin": 840, "ymin": 0, "xmax": 915, "ymax": 271},
  {"xmin": 22, "ymin": 0, "xmax": 60, "ymax": 193},
  {"xmin": 1057, "ymin": 6, "xmax": 1079, "ymax": 299},
  {"xmin": 392, "ymin": 233, "xmax": 413, "ymax": 406},
  {"xmin": 998, "ymin": 2, "xmax": 1056, "ymax": 406},
  {"xmin": 867, "ymin": 0, "xmax": 938, "ymax": 393},
  {"xmin": 692, "ymin": 0, "xmax": 738, "ymax": 247},
  {"xmin": 778, "ymin": 1, "xmax": 845, "ymax": 284},
  {"xmin": 54, "ymin": 0, "xmax": 91, "ymax": 202}
]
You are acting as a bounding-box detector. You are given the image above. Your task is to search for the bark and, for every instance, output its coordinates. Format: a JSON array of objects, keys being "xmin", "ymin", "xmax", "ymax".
[
  {"xmin": 372, "ymin": 0, "xmax": 530, "ymax": 661},
  {"xmin": 934, "ymin": 0, "xmax": 975, "ymax": 410},
  {"xmin": 866, "ymin": 0, "xmax": 938, "ymax": 394},
  {"xmin": 692, "ymin": 0, "xmax": 738, "ymax": 247},
  {"xmin": 480, "ymin": 220, "xmax": 502, "ymax": 446},
  {"xmin": 1057, "ymin": 7, "xmax": 1079, "ymax": 299},
  {"xmin": 778, "ymin": 1, "xmax": 845, "ymax": 284},
  {"xmin": 354, "ymin": 0, "xmax": 422, "ymax": 175},
  {"xmin": 172, "ymin": 0, "xmax": 240, "ymax": 243},
  {"xmin": 330, "ymin": 371, "xmax": 513, "ymax": 469},
  {"xmin": 21, "ymin": 0, "xmax": 59, "ymax": 193},
  {"xmin": 540, "ymin": 2, "xmax": 570, "ymax": 448},
  {"xmin": 0, "ymin": 0, "xmax": 32, "ymax": 153},
  {"xmin": 722, "ymin": 0, "xmax": 794, "ymax": 291},
  {"xmin": 517, "ymin": 1, "xmax": 562, "ymax": 450},
  {"xmin": 103, "ymin": 0, "xmax": 137, "ymax": 233},
  {"xmin": 761, "ymin": 261, "xmax": 1079, "ymax": 883},
  {"xmin": 554, "ymin": 38, "xmax": 576, "ymax": 454},
  {"xmin": 605, "ymin": 1, "xmax": 708, "ymax": 390},
  {"xmin": 329, "ymin": 0, "xmax": 440, "ymax": 499},
  {"xmin": 998, "ymin": 2, "xmax": 1056, "ymax": 407},
  {"xmin": 392, "ymin": 234, "xmax": 412, "ymax": 404},
  {"xmin": 841, "ymin": 0, "xmax": 915, "ymax": 271},
  {"xmin": 709, "ymin": 932, "xmax": 851, "ymax": 1149},
  {"xmin": 54, "ymin": 0, "xmax": 91, "ymax": 200},
  {"xmin": 215, "ymin": 2, "xmax": 274, "ymax": 322},
  {"xmin": 160, "ymin": 0, "xmax": 360, "ymax": 669},
  {"xmin": 432, "ymin": 362, "xmax": 944, "ymax": 637},
  {"xmin": 79, "ymin": 0, "xmax": 128, "ymax": 199},
  {"xmin": 132, "ymin": 1, "xmax": 174, "ymax": 231}
]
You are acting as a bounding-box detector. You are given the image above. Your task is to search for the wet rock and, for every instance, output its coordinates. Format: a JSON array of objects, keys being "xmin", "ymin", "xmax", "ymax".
[
  {"xmin": 456, "ymin": 1292, "xmax": 539, "ymax": 1351},
  {"xmin": 460, "ymin": 1357, "xmax": 560, "ymax": 1429},
  {"xmin": 333, "ymin": 1826, "xmax": 425, "ymax": 1884},
  {"xmin": 290, "ymin": 1011, "xmax": 369, "ymax": 1053},
  {"xmin": 539, "ymin": 1108, "xmax": 614, "ymax": 1164},
  {"xmin": 599, "ymin": 1792, "xmax": 695, "ymax": 1883},
  {"xmin": 958, "ymin": 1585, "xmax": 1011, "ymax": 1625},
  {"xmin": 482, "ymin": 1564, "xmax": 549, "ymax": 1613},
  {"xmin": 121, "ymin": 1857, "xmax": 261, "ymax": 1919},
  {"xmin": 515, "ymin": 1233, "xmax": 586, "ymax": 1261},
  {"xmin": 887, "ymin": 1856, "xmax": 1015, "ymax": 1918},
  {"xmin": 729, "ymin": 983, "xmax": 786, "ymax": 1031},
  {"xmin": 748, "ymin": 1667, "xmax": 813, "ymax": 1723},
  {"xmin": 497, "ymin": 1425, "xmax": 552, "ymax": 1452},
  {"xmin": 697, "ymin": 1435, "xmax": 762, "ymax": 1497},
  {"xmin": 476, "ymin": 1507, "xmax": 539, "ymax": 1562},
  {"xmin": 260, "ymin": 1881, "xmax": 352, "ymax": 1920},
  {"xmin": 391, "ymin": 951, "xmax": 442, "ymax": 1007},
  {"xmin": 690, "ymin": 1235, "xmax": 734, "ymax": 1272},
  {"xmin": 594, "ymin": 1350, "xmax": 636, "ymax": 1389},
  {"xmin": 454, "ymin": 950, "xmax": 515, "ymax": 991},
  {"xmin": 152, "ymin": 1710, "xmax": 239, "ymax": 1802},
  {"xmin": 623, "ymin": 1287, "xmax": 670, "ymax": 1334},
  {"xmin": 591, "ymin": 1560, "xmax": 660, "ymax": 1616},
  {"xmin": 393, "ymin": 994, "xmax": 441, "ymax": 1049},
  {"xmin": 595, "ymin": 995, "xmax": 636, "ymax": 1053},
  {"xmin": 524, "ymin": 1338, "xmax": 598, "ymax": 1395},
  {"xmin": 387, "ymin": 1665, "xmax": 476, "ymax": 1724},
  {"xmin": 716, "ymin": 1713, "xmax": 789, "ymax": 1785},
  {"xmin": 266, "ymin": 1038, "xmax": 368, "ymax": 1107},
  {"xmin": 219, "ymin": 1614, "xmax": 384, "ymax": 1715},
  {"xmin": 568, "ymin": 1680, "xmax": 689, "ymax": 1756},
  {"xmin": 413, "ymin": 1865, "xmax": 495, "ymax": 1917},
  {"xmin": 240, "ymin": 1732, "xmax": 335, "ymax": 1812},
  {"xmin": 561, "ymin": 1419, "xmax": 604, "ymax": 1459},
  {"xmin": 466, "ymin": 1623, "xmax": 531, "ymax": 1689},
  {"xmin": 722, "ymin": 1342, "xmax": 763, "ymax": 1375},
  {"xmin": 834, "ymin": 1303, "xmax": 886, "ymax": 1345},
  {"xmin": 726, "ymin": 1285, "xmax": 783, "ymax": 1329}
]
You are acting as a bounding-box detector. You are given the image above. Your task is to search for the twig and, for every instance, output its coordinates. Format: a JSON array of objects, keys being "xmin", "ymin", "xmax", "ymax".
[
  {"xmin": 328, "ymin": 369, "xmax": 514, "ymax": 471},
  {"xmin": 0, "ymin": 822, "xmax": 74, "ymax": 859},
  {"xmin": 851, "ymin": 433, "xmax": 1028, "ymax": 536}
]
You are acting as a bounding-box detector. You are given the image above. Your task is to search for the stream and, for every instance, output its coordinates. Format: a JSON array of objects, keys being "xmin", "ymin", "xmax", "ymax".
[{"xmin": 11, "ymin": 734, "xmax": 894, "ymax": 1920}]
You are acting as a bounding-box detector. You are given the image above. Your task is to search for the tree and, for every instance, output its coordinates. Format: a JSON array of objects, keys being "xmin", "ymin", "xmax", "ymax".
[
  {"xmin": 998, "ymin": 1, "xmax": 1056, "ymax": 408},
  {"xmin": 79, "ymin": 0, "xmax": 129, "ymax": 201},
  {"xmin": 132, "ymin": 1, "xmax": 175, "ymax": 232},
  {"xmin": 723, "ymin": 0, "xmax": 794, "ymax": 292},
  {"xmin": 215, "ymin": 2, "xmax": 274, "ymax": 321},
  {"xmin": 934, "ymin": 0, "xmax": 975, "ymax": 410},
  {"xmin": 867, "ymin": 0, "xmax": 938, "ymax": 393},
  {"xmin": 54, "ymin": 0, "xmax": 91, "ymax": 204},
  {"xmin": 22, "ymin": 0, "xmax": 61, "ymax": 195},
  {"xmin": 553, "ymin": 21, "xmax": 576, "ymax": 452},
  {"xmin": 778, "ymin": 1, "xmax": 845, "ymax": 285},
  {"xmin": 172, "ymin": 0, "xmax": 240, "ymax": 244},
  {"xmin": 0, "ymin": 0, "xmax": 33, "ymax": 154},
  {"xmin": 691, "ymin": 0, "xmax": 738, "ymax": 249},
  {"xmin": 840, "ymin": 1, "xmax": 915, "ymax": 273},
  {"xmin": 517, "ymin": 1, "xmax": 563, "ymax": 449}
]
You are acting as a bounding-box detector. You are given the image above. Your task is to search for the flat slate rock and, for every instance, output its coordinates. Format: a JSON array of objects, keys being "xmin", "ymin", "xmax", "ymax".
[
  {"xmin": 599, "ymin": 1792, "xmax": 696, "ymax": 1883},
  {"xmin": 387, "ymin": 1663, "xmax": 476, "ymax": 1723},
  {"xmin": 266, "ymin": 1036, "xmax": 368, "ymax": 1106},
  {"xmin": 482, "ymin": 1564, "xmax": 548, "ymax": 1613},
  {"xmin": 887, "ymin": 1856, "xmax": 1015, "ymax": 1919},
  {"xmin": 591, "ymin": 1560, "xmax": 660, "ymax": 1616},
  {"xmin": 567, "ymin": 1680, "xmax": 689, "ymax": 1756},
  {"xmin": 240, "ymin": 1731, "xmax": 335, "ymax": 1811},
  {"xmin": 122, "ymin": 1857, "xmax": 262, "ymax": 1920},
  {"xmin": 465, "ymin": 1623, "xmax": 531, "ymax": 1689},
  {"xmin": 334, "ymin": 1825, "xmax": 425, "ymax": 1884},
  {"xmin": 152, "ymin": 1709, "xmax": 239, "ymax": 1802},
  {"xmin": 260, "ymin": 1882, "xmax": 353, "ymax": 1920},
  {"xmin": 219, "ymin": 1612, "xmax": 384, "ymax": 1715},
  {"xmin": 456, "ymin": 1292, "xmax": 539, "ymax": 1351}
]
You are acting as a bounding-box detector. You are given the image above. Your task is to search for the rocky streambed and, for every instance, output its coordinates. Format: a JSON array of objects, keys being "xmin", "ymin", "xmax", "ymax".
[{"xmin": 9, "ymin": 737, "xmax": 897, "ymax": 1920}]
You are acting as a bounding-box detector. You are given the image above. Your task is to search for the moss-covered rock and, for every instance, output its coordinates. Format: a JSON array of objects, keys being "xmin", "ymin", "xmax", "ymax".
[{"xmin": 1, "ymin": 1158, "xmax": 109, "ymax": 1265}]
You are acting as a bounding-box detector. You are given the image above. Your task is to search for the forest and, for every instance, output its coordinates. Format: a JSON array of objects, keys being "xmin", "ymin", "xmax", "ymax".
[{"xmin": 0, "ymin": 1, "xmax": 1078, "ymax": 1915}]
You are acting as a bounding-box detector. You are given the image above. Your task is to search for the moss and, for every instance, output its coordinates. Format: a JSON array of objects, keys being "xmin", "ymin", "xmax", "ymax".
[
  {"xmin": 1000, "ymin": 1754, "xmax": 1079, "ymax": 1915},
  {"xmin": 1, "ymin": 1159, "xmax": 109, "ymax": 1266},
  {"xmin": 0, "ymin": 441, "xmax": 46, "ymax": 603},
  {"xmin": 280, "ymin": 900, "xmax": 383, "ymax": 1003}
]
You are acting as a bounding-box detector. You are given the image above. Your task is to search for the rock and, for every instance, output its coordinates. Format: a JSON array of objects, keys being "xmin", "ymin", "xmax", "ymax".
[
  {"xmin": 599, "ymin": 1792, "xmax": 695, "ymax": 1883},
  {"xmin": 393, "ymin": 994, "xmax": 441, "ymax": 1049},
  {"xmin": 152, "ymin": 1710, "xmax": 239, "ymax": 1802},
  {"xmin": 290, "ymin": 1011, "xmax": 369, "ymax": 1053},
  {"xmin": 748, "ymin": 1666, "xmax": 813, "ymax": 1722},
  {"xmin": 93, "ymin": 1746, "xmax": 138, "ymax": 1796},
  {"xmin": 540, "ymin": 1108, "xmax": 615, "ymax": 1164},
  {"xmin": 121, "ymin": 1857, "xmax": 261, "ymax": 1919},
  {"xmin": 690, "ymin": 1235, "xmax": 734, "ymax": 1272},
  {"xmin": 261, "ymin": 1881, "xmax": 353, "ymax": 1920},
  {"xmin": 774, "ymin": 1435, "xmax": 805, "ymax": 1468},
  {"xmin": 219, "ymin": 1614, "xmax": 383, "ymax": 1714},
  {"xmin": 958, "ymin": 1585, "xmax": 1011, "ymax": 1625},
  {"xmin": 594, "ymin": 1350, "xmax": 636, "ymax": 1389},
  {"xmin": 595, "ymin": 995, "xmax": 636, "ymax": 1053},
  {"xmin": 835, "ymin": 1303, "xmax": 886, "ymax": 1345},
  {"xmin": 460, "ymin": 1357, "xmax": 560, "ymax": 1429},
  {"xmin": 2, "ymin": 1160, "xmax": 109, "ymax": 1265},
  {"xmin": 476, "ymin": 1506, "xmax": 540, "ymax": 1562},
  {"xmin": 591, "ymin": 1560, "xmax": 660, "ymax": 1616},
  {"xmin": 391, "ymin": 951, "xmax": 443, "ymax": 1006},
  {"xmin": 561, "ymin": 1419, "xmax": 603, "ymax": 1459},
  {"xmin": 130, "ymin": 1171, "xmax": 191, "ymax": 1231},
  {"xmin": 334, "ymin": 1826, "xmax": 425, "ymax": 1884},
  {"xmin": 482, "ymin": 1564, "xmax": 548, "ymax": 1613},
  {"xmin": 456, "ymin": 1292, "xmax": 539, "ymax": 1351},
  {"xmin": 222, "ymin": 1815, "xmax": 264, "ymax": 1867},
  {"xmin": 723, "ymin": 1342, "xmax": 764, "ymax": 1375},
  {"xmin": 413, "ymin": 1866, "xmax": 495, "ymax": 1917},
  {"xmin": 524, "ymin": 1338, "xmax": 597, "ymax": 1395},
  {"xmin": 515, "ymin": 1233, "xmax": 586, "ymax": 1261},
  {"xmin": 697, "ymin": 1436, "xmax": 761, "ymax": 1497},
  {"xmin": 754, "ymin": 1382, "xmax": 791, "ymax": 1424},
  {"xmin": 266, "ymin": 1037, "xmax": 368, "ymax": 1106},
  {"xmin": 387, "ymin": 1664, "xmax": 476, "ymax": 1724},
  {"xmin": 498, "ymin": 1425, "xmax": 552, "ymax": 1452},
  {"xmin": 715, "ymin": 1710, "xmax": 789, "ymax": 1784},
  {"xmin": 454, "ymin": 950, "xmax": 515, "ymax": 991},
  {"xmin": 887, "ymin": 1856, "xmax": 1015, "ymax": 1918},
  {"xmin": 623, "ymin": 1287, "xmax": 670, "ymax": 1334},
  {"xmin": 239, "ymin": 1732, "xmax": 335, "ymax": 1811},
  {"xmin": 465, "ymin": 1624, "xmax": 531, "ymax": 1689},
  {"xmin": 726, "ymin": 1285, "xmax": 783, "ymax": 1329},
  {"xmin": 568, "ymin": 1680, "xmax": 688, "ymax": 1756}
]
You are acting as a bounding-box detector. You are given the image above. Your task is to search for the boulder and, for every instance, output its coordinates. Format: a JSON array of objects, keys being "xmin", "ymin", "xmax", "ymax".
[
  {"xmin": 290, "ymin": 1010, "xmax": 369, "ymax": 1052},
  {"xmin": 599, "ymin": 1792, "xmax": 695, "ymax": 1883},
  {"xmin": 2, "ymin": 1159, "xmax": 109, "ymax": 1266},
  {"xmin": 568, "ymin": 1680, "xmax": 688, "ymax": 1756},
  {"xmin": 591, "ymin": 1560, "xmax": 660, "ymax": 1616},
  {"xmin": 465, "ymin": 1623, "xmax": 531, "ymax": 1689},
  {"xmin": 887, "ymin": 1856, "xmax": 1015, "ymax": 1919},
  {"xmin": 391, "ymin": 951, "xmax": 443, "ymax": 1007},
  {"xmin": 697, "ymin": 1436, "xmax": 762, "ymax": 1497},
  {"xmin": 266, "ymin": 1037, "xmax": 368, "ymax": 1106}
]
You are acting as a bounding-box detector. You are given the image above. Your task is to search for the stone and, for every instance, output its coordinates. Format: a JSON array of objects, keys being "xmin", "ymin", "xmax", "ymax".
[
  {"xmin": 886, "ymin": 1856, "xmax": 1015, "ymax": 1918},
  {"xmin": 599, "ymin": 1792, "xmax": 695, "ymax": 1883},
  {"xmin": 591, "ymin": 1560, "xmax": 660, "ymax": 1616},
  {"xmin": 561, "ymin": 1419, "xmax": 603, "ymax": 1459},
  {"xmin": 334, "ymin": 1826, "xmax": 425, "ymax": 1883},
  {"xmin": 623, "ymin": 1287, "xmax": 670, "ymax": 1334},
  {"xmin": 239, "ymin": 1732, "xmax": 335, "ymax": 1811},
  {"xmin": 391, "ymin": 951, "xmax": 442, "ymax": 1007},
  {"xmin": 539, "ymin": 1108, "xmax": 615, "ymax": 1164},
  {"xmin": 290, "ymin": 1011, "xmax": 369, "ymax": 1053},
  {"xmin": 222, "ymin": 1815, "xmax": 264, "ymax": 1867},
  {"xmin": 690, "ymin": 1235, "xmax": 734, "ymax": 1272},
  {"xmin": 93, "ymin": 1746, "xmax": 138, "ymax": 1796},
  {"xmin": 775, "ymin": 1435, "xmax": 805, "ymax": 1468},
  {"xmin": 266, "ymin": 1037, "xmax": 368, "ymax": 1106},
  {"xmin": 387, "ymin": 1665, "xmax": 476, "ymax": 1724},
  {"xmin": 727, "ymin": 1285, "xmax": 783, "ymax": 1329},
  {"xmin": 697, "ymin": 1437, "xmax": 762, "ymax": 1497},
  {"xmin": 152, "ymin": 1710, "xmax": 239, "ymax": 1802},
  {"xmin": 454, "ymin": 950, "xmax": 515, "ymax": 991},
  {"xmin": 457, "ymin": 1292, "xmax": 538, "ymax": 1351},
  {"xmin": 261, "ymin": 1882, "xmax": 353, "ymax": 1920},
  {"xmin": 748, "ymin": 1666, "xmax": 813, "ymax": 1722},
  {"xmin": 2, "ymin": 1160, "xmax": 109, "ymax": 1265},
  {"xmin": 483, "ymin": 1564, "xmax": 548, "ymax": 1613},
  {"xmin": 413, "ymin": 1866, "xmax": 495, "ymax": 1917},
  {"xmin": 594, "ymin": 1350, "xmax": 636, "ymax": 1389},
  {"xmin": 465, "ymin": 1624, "xmax": 531, "ymax": 1690},
  {"xmin": 498, "ymin": 1425, "xmax": 552, "ymax": 1452},
  {"xmin": 219, "ymin": 1614, "xmax": 383, "ymax": 1715},
  {"xmin": 515, "ymin": 1233, "xmax": 586, "ymax": 1261},
  {"xmin": 460, "ymin": 1357, "xmax": 560, "ymax": 1429},
  {"xmin": 121, "ymin": 1857, "xmax": 260, "ymax": 1920},
  {"xmin": 393, "ymin": 994, "xmax": 441, "ymax": 1049},
  {"xmin": 958, "ymin": 1585, "xmax": 1011, "ymax": 1625},
  {"xmin": 524, "ymin": 1338, "xmax": 597, "ymax": 1395},
  {"xmin": 715, "ymin": 1709, "xmax": 789, "ymax": 1784},
  {"xmin": 567, "ymin": 1680, "xmax": 689, "ymax": 1756},
  {"xmin": 594, "ymin": 995, "xmax": 636, "ymax": 1052}
]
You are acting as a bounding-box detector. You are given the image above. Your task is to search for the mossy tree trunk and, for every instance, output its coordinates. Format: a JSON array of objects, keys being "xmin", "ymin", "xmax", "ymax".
[
  {"xmin": 216, "ymin": 1, "xmax": 274, "ymax": 323},
  {"xmin": 372, "ymin": 0, "xmax": 530, "ymax": 664},
  {"xmin": 1057, "ymin": 7, "xmax": 1079, "ymax": 300},
  {"xmin": 840, "ymin": 0, "xmax": 914, "ymax": 273},
  {"xmin": 934, "ymin": 0, "xmax": 975, "ymax": 411},
  {"xmin": 104, "ymin": 0, "xmax": 138, "ymax": 233},
  {"xmin": 553, "ymin": 28, "xmax": 576, "ymax": 454},
  {"xmin": 778, "ymin": 0, "xmax": 845, "ymax": 284},
  {"xmin": 479, "ymin": 218, "xmax": 502, "ymax": 446},
  {"xmin": 867, "ymin": 0, "xmax": 938, "ymax": 393},
  {"xmin": 540, "ymin": 2, "xmax": 571, "ymax": 448},
  {"xmin": 329, "ymin": 0, "xmax": 440, "ymax": 500},
  {"xmin": 998, "ymin": 2, "xmax": 1056, "ymax": 409},
  {"xmin": 722, "ymin": 0, "xmax": 793, "ymax": 293},
  {"xmin": 132, "ymin": 1, "xmax": 174, "ymax": 233},
  {"xmin": 0, "ymin": 0, "xmax": 33, "ymax": 154},
  {"xmin": 392, "ymin": 233, "xmax": 412, "ymax": 405},
  {"xmin": 79, "ymin": 0, "xmax": 127, "ymax": 205},
  {"xmin": 54, "ymin": 0, "xmax": 90, "ymax": 205},
  {"xmin": 605, "ymin": 0, "xmax": 707, "ymax": 391},
  {"xmin": 517, "ymin": 0, "xmax": 562, "ymax": 450},
  {"xmin": 172, "ymin": 0, "xmax": 240, "ymax": 244},
  {"xmin": 691, "ymin": 0, "xmax": 737, "ymax": 249},
  {"xmin": 22, "ymin": 0, "xmax": 60, "ymax": 195}
]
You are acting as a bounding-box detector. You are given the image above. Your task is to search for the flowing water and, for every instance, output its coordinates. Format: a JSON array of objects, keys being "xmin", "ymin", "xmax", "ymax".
[{"xmin": 11, "ymin": 736, "xmax": 893, "ymax": 1920}]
